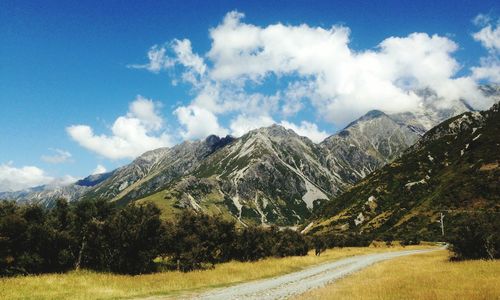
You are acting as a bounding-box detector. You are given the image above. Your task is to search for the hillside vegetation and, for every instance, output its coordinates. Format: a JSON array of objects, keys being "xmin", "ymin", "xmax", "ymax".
[{"xmin": 309, "ymin": 103, "xmax": 500, "ymax": 241}]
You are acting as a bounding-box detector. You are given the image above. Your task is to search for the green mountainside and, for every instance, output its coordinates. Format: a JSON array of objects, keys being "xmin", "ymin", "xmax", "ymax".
[{"xmin": 307, "ymin": 103, "xmax": 500, "ymax": 240}]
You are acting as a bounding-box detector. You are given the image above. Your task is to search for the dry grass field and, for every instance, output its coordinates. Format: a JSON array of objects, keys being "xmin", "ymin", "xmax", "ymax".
[
  {"xmin": 294, "ymin": 249, "xmax": 500, "ymax": 300},
  {"xmin": 0, "ymin": 244, "xmax": 430, "ymax": 300}
]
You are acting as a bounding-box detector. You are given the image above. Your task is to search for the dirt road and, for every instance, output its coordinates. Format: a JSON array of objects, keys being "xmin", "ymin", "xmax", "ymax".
[{"xmin": 194, "ymin": 248, "xmax": 439, "ymax": 300}]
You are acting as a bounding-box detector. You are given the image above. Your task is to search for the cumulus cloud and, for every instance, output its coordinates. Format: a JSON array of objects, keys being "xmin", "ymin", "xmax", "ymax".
[
  {"xmin": 172, "ymin": 39, "xmax": 207, "ymax": 77},
  {"xmin": 205, "ymin": 12, "xmax": 489, "ymax": 123},
  {"xmin": 132, "ymin": 10, "xmax": 497, "ymax": 141},
  {"xmin": 128, "ymin": 96, "xmax": 164, "ymax": 130},
  {"xmin": 41, "ymin": 148, "xmax": 72, "ymax": 164},
  {"xmin": 92, "ymin": 164, "xmax": 107, "ymax": 175},
  {"xmin": 0, "ymin": 163, "xmax": 53, "ymax": 191},
  {"xmin": 229, "ymin": 114, "xmax": 275, "ymax": 137},
  {"xmin": 128, "ymin": 45, "xmax": 174, "ymax": 73},
  {"xmin": 67, "ymin": 95, "xmax": 173, "ymax": 160},
  {"xmin": 471, "ymin": 56, "xmax": 500, "ymax": 84},
  {"xmin": 473, "ymin": 19, "xmax": 500, "ymax": 53},
  {"xmin": 471, "ymin": 15, "xmax": 500, "ymax": 84},
  {"xmin": 280, "ymin": 121, "xmax": 329, "ymax": 143},
  {"xmin": 174, "ymin": 105, "xmax": 228, "ymax": 139},
  {"xmin": 0, "ymin": 163, "xmax": 76, "ymax": 192}
]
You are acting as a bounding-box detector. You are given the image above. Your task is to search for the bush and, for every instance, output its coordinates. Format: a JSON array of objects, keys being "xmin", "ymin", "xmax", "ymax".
[
  {"xmin": 0, "ymin": 200, "xmax": 311, "ymax": 275},
  {"xmin": 401, "ymin": 234, "xmax": 421, "ymax": 246},
  {"xmin": 447, "ymin": 213, "xmax": 500, "ymax": 260}
]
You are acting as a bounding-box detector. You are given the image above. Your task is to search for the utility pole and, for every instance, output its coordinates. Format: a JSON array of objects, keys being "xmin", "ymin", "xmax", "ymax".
[{"xmin": 439, "ymin": 212, "xmax": 445, "ymax": 236}]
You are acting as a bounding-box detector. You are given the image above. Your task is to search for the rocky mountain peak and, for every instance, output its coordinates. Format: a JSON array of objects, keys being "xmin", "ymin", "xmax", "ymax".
[
  {"xmin": 204, "ymin": 134, "xmax": 235, "ymax": 152},
  {"xmin": 249, "ymin": 124, "xmax": 295, "ymax": 138}
]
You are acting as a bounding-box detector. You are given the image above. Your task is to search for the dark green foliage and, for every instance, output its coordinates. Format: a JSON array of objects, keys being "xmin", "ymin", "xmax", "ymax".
[
  {"xmin": 309, "ymin": 232, "xmax": 373, "ymax": 250},
  {"xmin": 1, "ymin": 200, "xmax": 310, "ymax": 276},
  {"xmin": 271, "ymin": 228, "xmax": 309, "ymax": 257},
  {"xmin": 111, "ymin": 203, "xmax": 164, "ymax": 274},
  {"xmin": 400, "ymin": 233, "xmax": 421, "ymax": 246},
  {"xmin": 163, "ymin": 212, "xmax": 309, "ymax": 271},
  {"xmin": 0, "ymin": 199, "xmax": 163, "ymax": 276},
  {"xmin": 167, "ymin": 211, "xmax": 237, "ymax": 271},
  {"xmin": 447, "ymin": 213, "xmax": 500, "ymax": 260},
  {"xmin": 312, "ymin": 235, "xmax": 326, "ymax": 256},
  {"xmin": 0, "ymin": 200, "xmax": 77, "ymax": 276}
]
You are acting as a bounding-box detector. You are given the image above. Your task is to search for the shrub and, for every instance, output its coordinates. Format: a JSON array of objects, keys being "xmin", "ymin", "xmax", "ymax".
[{"xmin": 447, "ymin": 213, "xmax": 499, "ymax": 260}]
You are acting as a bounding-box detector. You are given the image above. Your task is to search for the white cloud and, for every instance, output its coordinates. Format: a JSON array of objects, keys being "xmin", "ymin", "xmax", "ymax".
[
  {"xmin": 471, "ymin": 15, "xmax": 500, "ymax": 84},
  {"xmin": 128, "ymin": 95, "xmax": 164, "ymax": 130},
  {"xmin": 473, "ymin": 20, "xmax": 500, "ymax": 53},
  {"xmin": 174, "ymin": 105, "xmax": 228, "ymax": 140},
  {"xmin": 67, "ymin": 95, "xmax": 174, "ymax": 160},
  {"xmin": 229, "ymin": 114, "xmax": 275, "ymax": 137},
  {"xmin": 48, "ymin": 175, "xmax": 78, "ymax": 187},
  {"xmin": 92, "ymin": 164, "xmax": 107, "ymax": 175},
  {"xmin": 172, "ymin": 39, "xmax": 206, "ymax": 76},
  {"xmin": 204, "ymin": 12, "xmax": 487, "ymax": 124},
  {"xmin": 41, "ymin": 148, "xmax": 72, "ymax": 164},
  {"xmin": 132, "ymin": 10, "xmax": 498, "ymax": 139},
  {"xmin": 0, "ymin": 163, "xmax": 53, "ymax": 192},
  {"xmin": 128, "ymin": 45, "xmax": 174, "ymax": 73},
  {"xmin": 471, "ymin": 56, "xmax": 500, "ymax": 83},
  {"xmin": 473, "ymin": 14, "xmax": 492, "ymax": 27},
  {"xmin": 0, "ymin": 163, "xmax": 76, "ymax": 192},
  {"xmin": 280, "ymin": 120, "xmax": 329, "ymax": 143}
]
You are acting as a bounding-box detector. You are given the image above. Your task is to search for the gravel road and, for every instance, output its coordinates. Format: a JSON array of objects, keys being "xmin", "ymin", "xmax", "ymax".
[{"xmin": 194, "ymin": 248, "xmax": 439, "ymax": 300}]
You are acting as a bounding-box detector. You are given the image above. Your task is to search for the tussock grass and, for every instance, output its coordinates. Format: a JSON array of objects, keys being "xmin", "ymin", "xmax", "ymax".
[
  {"xmin": 294, "ymin": 250, "xmax": 500, "ymax": 300},
  {"xmin": 0, "ymin": 244, "xmax": 430, "ymax": 299}
]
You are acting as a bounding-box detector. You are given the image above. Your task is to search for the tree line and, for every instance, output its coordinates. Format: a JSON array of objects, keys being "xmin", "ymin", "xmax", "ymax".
[
  {"xmin": 0, "ymin": 199, "xmax": 309, "ymax": 276},
  {"xmin": 3, "ymin": 198, "xmax": 495, "ymax": 277}
]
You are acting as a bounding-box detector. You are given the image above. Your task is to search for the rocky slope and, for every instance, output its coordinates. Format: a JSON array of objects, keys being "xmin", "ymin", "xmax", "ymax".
[
  {"xmin": 0, "ymin": 184, "xmax": 88, "ymax": 206},
  {"xmin": 105, "ymin": 100, "xmax": 474, "ymax": 226},
  {"xmin": 4, "ymin": 86, "xmax": 496, "ymax": 225},
  {"xmin": 307, "ymin": 103, "xmax": 500, "ymax": 239},
  {"xmin": 148, "ymin": 125, "xmax": 343, "ymax": 225}
]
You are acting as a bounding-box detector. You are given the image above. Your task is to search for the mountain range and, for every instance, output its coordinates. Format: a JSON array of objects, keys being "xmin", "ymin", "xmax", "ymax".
[{"xmin": 1, "ymin": 87, "xmax": 498, "ymax": 226}]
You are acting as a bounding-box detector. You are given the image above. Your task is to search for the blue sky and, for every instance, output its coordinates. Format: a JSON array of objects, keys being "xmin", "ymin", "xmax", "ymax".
[{"xmin": 0, "ymin": 0, "xmax": 499, "ymax": 191}]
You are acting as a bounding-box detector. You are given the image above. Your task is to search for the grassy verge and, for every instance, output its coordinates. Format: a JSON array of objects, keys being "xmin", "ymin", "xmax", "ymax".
[
  {"xmin": 0, "ymin": 244, "xmax": 432, "ymax": 299},
  {"xmin": 294, "ymin": 249, "xmax": 500, "ymax": 300}
]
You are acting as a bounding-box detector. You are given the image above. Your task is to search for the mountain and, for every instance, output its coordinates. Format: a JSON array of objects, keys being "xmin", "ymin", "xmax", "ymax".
[
  {"xmin": 0, "ymin": 171, "xmax": 115, "ymax": 206},
  {"xmin": 140, "ymin": 125, "xmax": 344, "ymax": 225},
  {"xmin": 306, "ymin": 103, "xmax": 500, "ymax": 239},
  {"xmin": 75, "ymin": 171, "xmax": 116, "ymax": 187},
  {"xmin": 80, "ymin": 135, "xmax": 235, "ymax": 203},
  {"xmin": 0, "ymin": 184, "xmax": 88, "ymax": 206},
  {"xmin": 320, "ymin": 110, "xmax": 420, "ymax": 185},
  {"xmin": 95, "ymin": 99, "xmax": 474, "ymax": 226},
  {"xmin": 4, "ymin": 86, "xmax": 496, "ymax": 225}
]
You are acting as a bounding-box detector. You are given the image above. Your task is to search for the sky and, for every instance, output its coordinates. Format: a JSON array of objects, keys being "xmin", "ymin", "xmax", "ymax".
[{"xmin": 0, "ymin": 0, "xmax": 499, "ymax": 192}]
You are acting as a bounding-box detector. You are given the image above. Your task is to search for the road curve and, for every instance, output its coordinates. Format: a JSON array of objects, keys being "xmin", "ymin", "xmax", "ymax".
[{"xmin": 194, "ymin": 248, "xmax": 440, "ymax": 300}]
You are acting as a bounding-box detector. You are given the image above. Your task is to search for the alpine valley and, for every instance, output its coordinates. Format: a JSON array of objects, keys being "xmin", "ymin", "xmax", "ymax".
[{"xmin": 1, "ymin": 87, "xmax": 499, "ymax": 227}]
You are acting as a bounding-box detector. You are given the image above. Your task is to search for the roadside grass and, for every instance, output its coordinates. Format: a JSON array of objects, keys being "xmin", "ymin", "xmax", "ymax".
[
  {"xmin": 0, "ymin": 244, "xmax": 432, "ymax": 300},
  {"xmin": 294, "ymin": 249, "xmax": 500, "ymax": 300}
]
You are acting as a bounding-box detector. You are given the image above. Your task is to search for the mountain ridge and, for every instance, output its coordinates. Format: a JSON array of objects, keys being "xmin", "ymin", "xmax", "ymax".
[
  {"xmin": 307, "ymin": 102, "xmax": 500, "ymax": 239},
  {"xmin": 3, "ymin": 88, "xmax": 498, "ymax": 225}
]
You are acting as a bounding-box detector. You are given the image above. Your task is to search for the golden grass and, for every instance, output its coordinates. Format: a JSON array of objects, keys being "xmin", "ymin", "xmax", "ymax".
[
  {"xmin": 0, "ymin": 244, "xmax": 431, "ymax": 299},
  {"xmin": 294, "ymin": 249, "xmax": 500, "ymax": 300}
]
